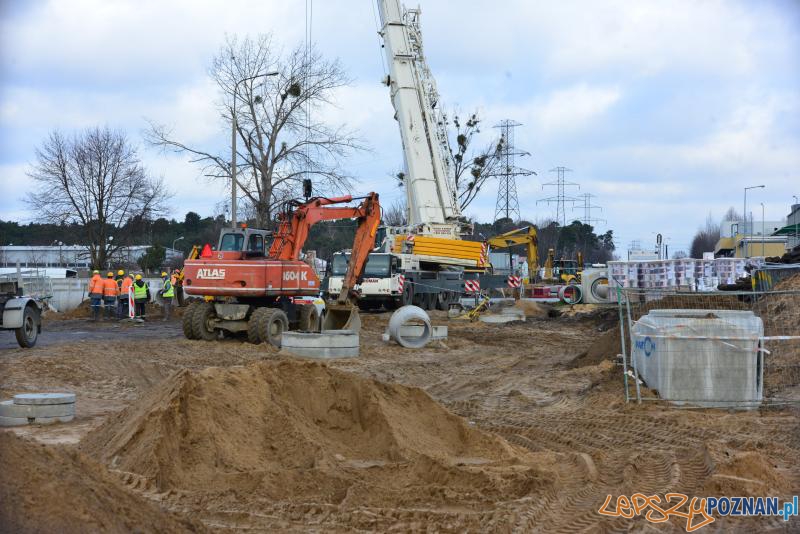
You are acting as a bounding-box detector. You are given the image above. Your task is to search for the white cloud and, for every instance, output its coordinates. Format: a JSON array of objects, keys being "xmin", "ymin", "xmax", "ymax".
[{"xmin": 534, "ymin": 84, "xmax": 621, "ymax": 135}]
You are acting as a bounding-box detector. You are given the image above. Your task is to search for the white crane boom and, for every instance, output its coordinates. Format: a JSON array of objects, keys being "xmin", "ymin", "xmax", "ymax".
[{"xmin": 377, "ymin": 0, "xmax": 464, "ymax": 238}]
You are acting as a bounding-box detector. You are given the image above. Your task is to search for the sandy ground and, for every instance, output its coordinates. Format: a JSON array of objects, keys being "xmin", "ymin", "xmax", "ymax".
[{"xmin": 0, "ymin": 305, "xmax": 798, "ymax": 532}]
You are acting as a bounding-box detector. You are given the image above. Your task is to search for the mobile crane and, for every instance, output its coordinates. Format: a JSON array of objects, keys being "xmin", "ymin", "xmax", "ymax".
[
  {"xmin": 326, "ymin": 0, "xmax": 507, "ymax": 310},
  {"xmin": 181, "ymin": 193, "xmax": 380, "ymax": 347}
]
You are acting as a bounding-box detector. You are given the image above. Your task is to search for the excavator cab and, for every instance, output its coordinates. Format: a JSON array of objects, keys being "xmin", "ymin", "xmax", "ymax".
[{"xmin": 216, "ymin": 227, "xmax": 272, "ymax": 259}]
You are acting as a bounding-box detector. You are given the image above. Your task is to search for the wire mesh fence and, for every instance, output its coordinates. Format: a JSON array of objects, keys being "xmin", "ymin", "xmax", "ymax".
[
  {"xmin": 617, "ymin": 288, "xmax": 800, "ymax": 408},
  {"xmin": 0, "ymin": 269, "xmax": 53, "ymax": 300}
]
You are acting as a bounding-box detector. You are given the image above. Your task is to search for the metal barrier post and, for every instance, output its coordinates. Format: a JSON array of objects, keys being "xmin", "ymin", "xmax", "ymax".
[{"xmin": 617, "ymin": 286, "xmax": 630, "ymax": 403}]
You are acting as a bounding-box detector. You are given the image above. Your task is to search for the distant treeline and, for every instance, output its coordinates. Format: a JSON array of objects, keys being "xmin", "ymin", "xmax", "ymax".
[{"xmin": 1, "ymin": 214, "xmax": 615, "ymax": 266}]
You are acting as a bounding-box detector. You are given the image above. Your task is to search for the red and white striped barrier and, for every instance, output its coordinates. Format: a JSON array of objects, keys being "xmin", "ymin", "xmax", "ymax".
[
  {"xmin": 464, "ymin": 280, "xmax": 480, "ymax": 293},
  {"xmin": 397, "ymin": 274, "xmax": 405, "ymax": 292},
  {"xmin": 507, "ymin": 275, "xmax": 522, "ymax": 288},
  {"xmin": 128, "ymin": 286, "xmax": 135, "ymax": 319}
]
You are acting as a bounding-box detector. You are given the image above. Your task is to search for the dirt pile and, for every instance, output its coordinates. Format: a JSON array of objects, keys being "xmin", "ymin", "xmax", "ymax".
[
  {"xmin": 513, "ymin": 299, "xmax": 550, "ymax": 318},
  {"xmin": 774, "ymin": 272, "xmax": 800, "ymax": 291},
  {"xmin": 47, "ymin": 299, "xmax": 177, "ymax": 321},
  {"xmin": 570, "ymin": 327, "xmax": 621, "ymax": 368},
  {"xmin": 0, "ymin": 432, "xmax": 204, "ymax": 534},
  {"xmin": 704, "ymin": 450, "xmax": 791, "ymax": 496},
  {"xmin": 82, "ymin": 360, "xmax": 554, "ymax": 514}
]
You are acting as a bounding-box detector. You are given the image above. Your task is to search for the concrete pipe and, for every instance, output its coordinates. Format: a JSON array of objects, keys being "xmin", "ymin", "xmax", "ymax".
[
  {"xmin": 387, "ymin": 305, "xmax": 432, "ymax": 348},
  {"xmin": 280, "ymin": 330, "xmax": 359, "ymax": 359},
  {"xmin": 591, "ymin": 278, "xmax": 609, "ymax": 300},
  {"xmin": 558, "ymin": 284, "xmax": 583, "ymax": 304}
]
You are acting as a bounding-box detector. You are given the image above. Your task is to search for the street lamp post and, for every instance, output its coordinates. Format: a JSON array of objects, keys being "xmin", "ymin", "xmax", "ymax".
[
  {"xmin": 172, "ymin": 236, "xmax": 185, "ymax": 265},
  {"xmin": 743, "ymin": 185, "xmax": 765, "ymax": 258},
  {"xmin": 794, "ymin": 195, "xmax": 799, "ymax": 248},
  {"xmin": 231, "ymin": 70, "xmax": 279, "ymax": 229},
  {"xmin": 760, "ymin": 202, "xmax": 765, "ymax": 257},
  {"xmin": 106, "ymin": 236, "xmax": 114, "ymax": 271}
]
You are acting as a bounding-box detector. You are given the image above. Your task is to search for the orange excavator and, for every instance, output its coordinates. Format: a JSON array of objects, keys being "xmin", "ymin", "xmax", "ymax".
[{"xmin": 181, "ymin": 193, "xmax": 380, "ymax": 346}]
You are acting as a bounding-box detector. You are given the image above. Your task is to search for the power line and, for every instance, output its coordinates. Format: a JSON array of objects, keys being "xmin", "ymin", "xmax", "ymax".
[
  {"xmin": 537, "ymin": 166, "xmax": 580, "ymax": 226},
  {"xmin": 490, "ymin": 119, "xmax": 535, "ymax": 223},
  {"xmin": 572, "ymin": 193, "xmax": 605, "ymax": 226}
]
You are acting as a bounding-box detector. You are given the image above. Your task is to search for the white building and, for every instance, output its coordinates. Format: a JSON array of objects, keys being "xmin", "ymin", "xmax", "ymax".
[
  {"xmin": 0, "ymin": 245, "xmax": 183, "ymax": 270},
  {"xmin": 774, "ymin": 204, "xmax": 800, "ymax": 250}
]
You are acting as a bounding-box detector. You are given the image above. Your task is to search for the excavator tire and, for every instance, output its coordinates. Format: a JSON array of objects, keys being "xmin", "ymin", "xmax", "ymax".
[
  {"xmin": 298, "ymin": 304, "xmax": 320, "ymax": 332},
  {"xmin": 247, "ymin": 307, "xmax": 270, "ymax": 344},
  {"xmin": 258, "ymin": 308, "xmax": 288, "ymax": 348},
  {"xmin": 182, "ymin": 302, "xmax": 199, "ymax": 339},
  {"xmin": 192, "ymin": 302, "xmax": 217, "ymax": 341}
]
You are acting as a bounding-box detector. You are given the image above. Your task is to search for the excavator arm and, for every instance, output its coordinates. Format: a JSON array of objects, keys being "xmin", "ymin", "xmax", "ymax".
[
  {"xmin": 486, "ymin": 226, "xmax": 539, "ymax": 280},
  {"xmin": 269, "ymin": 195, "xmax": 380, "ymax": 261},
  {"xmin": 267, "ymin": 193, "xmax": 381, "ymax": 331}
]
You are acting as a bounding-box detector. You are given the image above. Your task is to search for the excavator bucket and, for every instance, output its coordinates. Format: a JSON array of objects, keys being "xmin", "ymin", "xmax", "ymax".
[{"xmin": 321, "ymin": 303, "xmax": 362, "ymax": 333}]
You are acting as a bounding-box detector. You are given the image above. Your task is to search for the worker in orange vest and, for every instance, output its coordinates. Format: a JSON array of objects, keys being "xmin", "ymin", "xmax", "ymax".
[
  {"xmin": 117, "ymin": 270, "xmax": 133, "ymax": 319},
  {"xmin": 88, "ymin": 270, "xmax": 104, "ymax": 321},
  {"xmin": 102, "ymin": 272, "xmax": 119, "ymax": 320}
]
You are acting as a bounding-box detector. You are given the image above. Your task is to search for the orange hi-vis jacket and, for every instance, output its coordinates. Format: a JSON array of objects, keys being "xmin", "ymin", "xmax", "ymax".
[
  {"xmin": 88, "ymin": 274, "xmax": 104, "ymax": 297},
  {"xmin": 120, "ymin": 276, "xmax": 133, "ymax": 297},
  {"xmin": 102, "ymin": 277, "xmax": 119, "ymax": 298}
]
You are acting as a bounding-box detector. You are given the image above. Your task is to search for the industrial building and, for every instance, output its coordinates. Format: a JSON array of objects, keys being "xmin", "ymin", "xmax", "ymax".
[
  {"xmin": 0, "ymin": 245, "xmax": 183, "ymax": 271},
  {"xmin": 714, "ymin": 218, "xmax": 788, "ymax": 258},
  {"xmin": 773, "ymin": 203, "xmax": 800, "ymax": 250}
]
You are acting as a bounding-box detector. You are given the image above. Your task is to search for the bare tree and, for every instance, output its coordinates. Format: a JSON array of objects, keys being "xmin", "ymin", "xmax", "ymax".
[
  {"xmin": 26, "ymin": 127, "xmax": 168, "ymax": 270},
  {"xmin": 535, "ymin": 218, "xmax": 560, "ymax": 267},
  {"xmin": 383, "ymin": 199, "xmax": 407, "ymax": 226},
  {"xmin": 690, "ymin": 212, "xmax": 721, "ymax": 258},
  {"xmin": 448, "ymin": 111, "xmax": 504, "ymax": 211},
  {"xmin": 147, "ymin": 34, "xmax": 363, "ymax": 228},
  {"xmin": 393, "ymin": 110, "xmax": 503, "ymax": 212},
  {"xmin": 723, "ymin": 206, "xmax": 743, "ymax": 221}
]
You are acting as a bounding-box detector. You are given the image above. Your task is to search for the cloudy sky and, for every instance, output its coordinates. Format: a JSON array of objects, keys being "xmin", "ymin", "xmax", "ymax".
[{"xmin": 1, "ymin": 0, "xmax": 798, "ymax": 254}]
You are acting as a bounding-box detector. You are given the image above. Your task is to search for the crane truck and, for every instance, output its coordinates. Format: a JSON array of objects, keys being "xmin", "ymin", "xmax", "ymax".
[
  {"xmin": 326, "ymin": 0, "xmax": 509, "ymax": 310},
  {"xmin": 180, "ymin": 193, "xmax": 380, "ymax": 347}
]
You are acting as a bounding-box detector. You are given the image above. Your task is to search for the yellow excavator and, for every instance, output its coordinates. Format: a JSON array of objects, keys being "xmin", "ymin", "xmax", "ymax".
[
  {"xmin": 544, "ymin": 248, "xmax": 583, "ymax": 285},
  {"xmin": 486, "ymin": 226, "xmax": 538, "ymax": 282}
]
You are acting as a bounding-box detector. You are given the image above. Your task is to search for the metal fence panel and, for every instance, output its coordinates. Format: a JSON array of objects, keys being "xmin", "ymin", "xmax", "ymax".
[{"xmin": 617, "ymin": 288, "xmax": 800, "ymax": 408}]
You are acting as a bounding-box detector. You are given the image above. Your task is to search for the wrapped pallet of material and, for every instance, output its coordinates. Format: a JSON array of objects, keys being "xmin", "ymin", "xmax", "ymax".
[{"xmin": 632, "ymin": 309, "xmax": 763, "ymax": 408}]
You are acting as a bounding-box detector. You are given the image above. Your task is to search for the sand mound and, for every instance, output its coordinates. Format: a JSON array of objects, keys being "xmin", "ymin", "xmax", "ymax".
[
  {"xmin": 570, "ymin": 324, "xmax": 621, "ymax": 368},
  {"xmin": 82, "ymin": 360, "xmax": 553, "ymax": 510},
  {"xmin": 704, "ymin": 451, "xmax": 790, "ymax": 496},
  {"xmin": 0, "ymin": 432, "xmax": 204, "ymax": 534}
]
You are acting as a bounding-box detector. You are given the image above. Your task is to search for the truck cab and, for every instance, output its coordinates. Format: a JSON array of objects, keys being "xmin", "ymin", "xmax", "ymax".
[{"xmin": 325, "ymin": 252, "xmax": 404, "ymax": 309}]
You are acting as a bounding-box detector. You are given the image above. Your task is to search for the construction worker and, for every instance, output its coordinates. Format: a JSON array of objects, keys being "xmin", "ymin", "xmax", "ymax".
[
  {"xmin": 87, "ymin": 270, "xmax": 104, "ymax": 321},
  {"xmin": 159, "ymin": 271, "xmax": 174, "ymax": 321},
  {"xmin": 171, "ymin": 268, "xmax": 183, "ymax": 306},
  {"xmin": 102, "ymin": 272, "xmax": 119, "ymax": 320},
  {"xmin": 132, "ymin": 274, "xmax": 150, "ymax": 320},
  {"xmin": 118, "ymin": 270, "xmax": 133, "ymax": 319}
]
